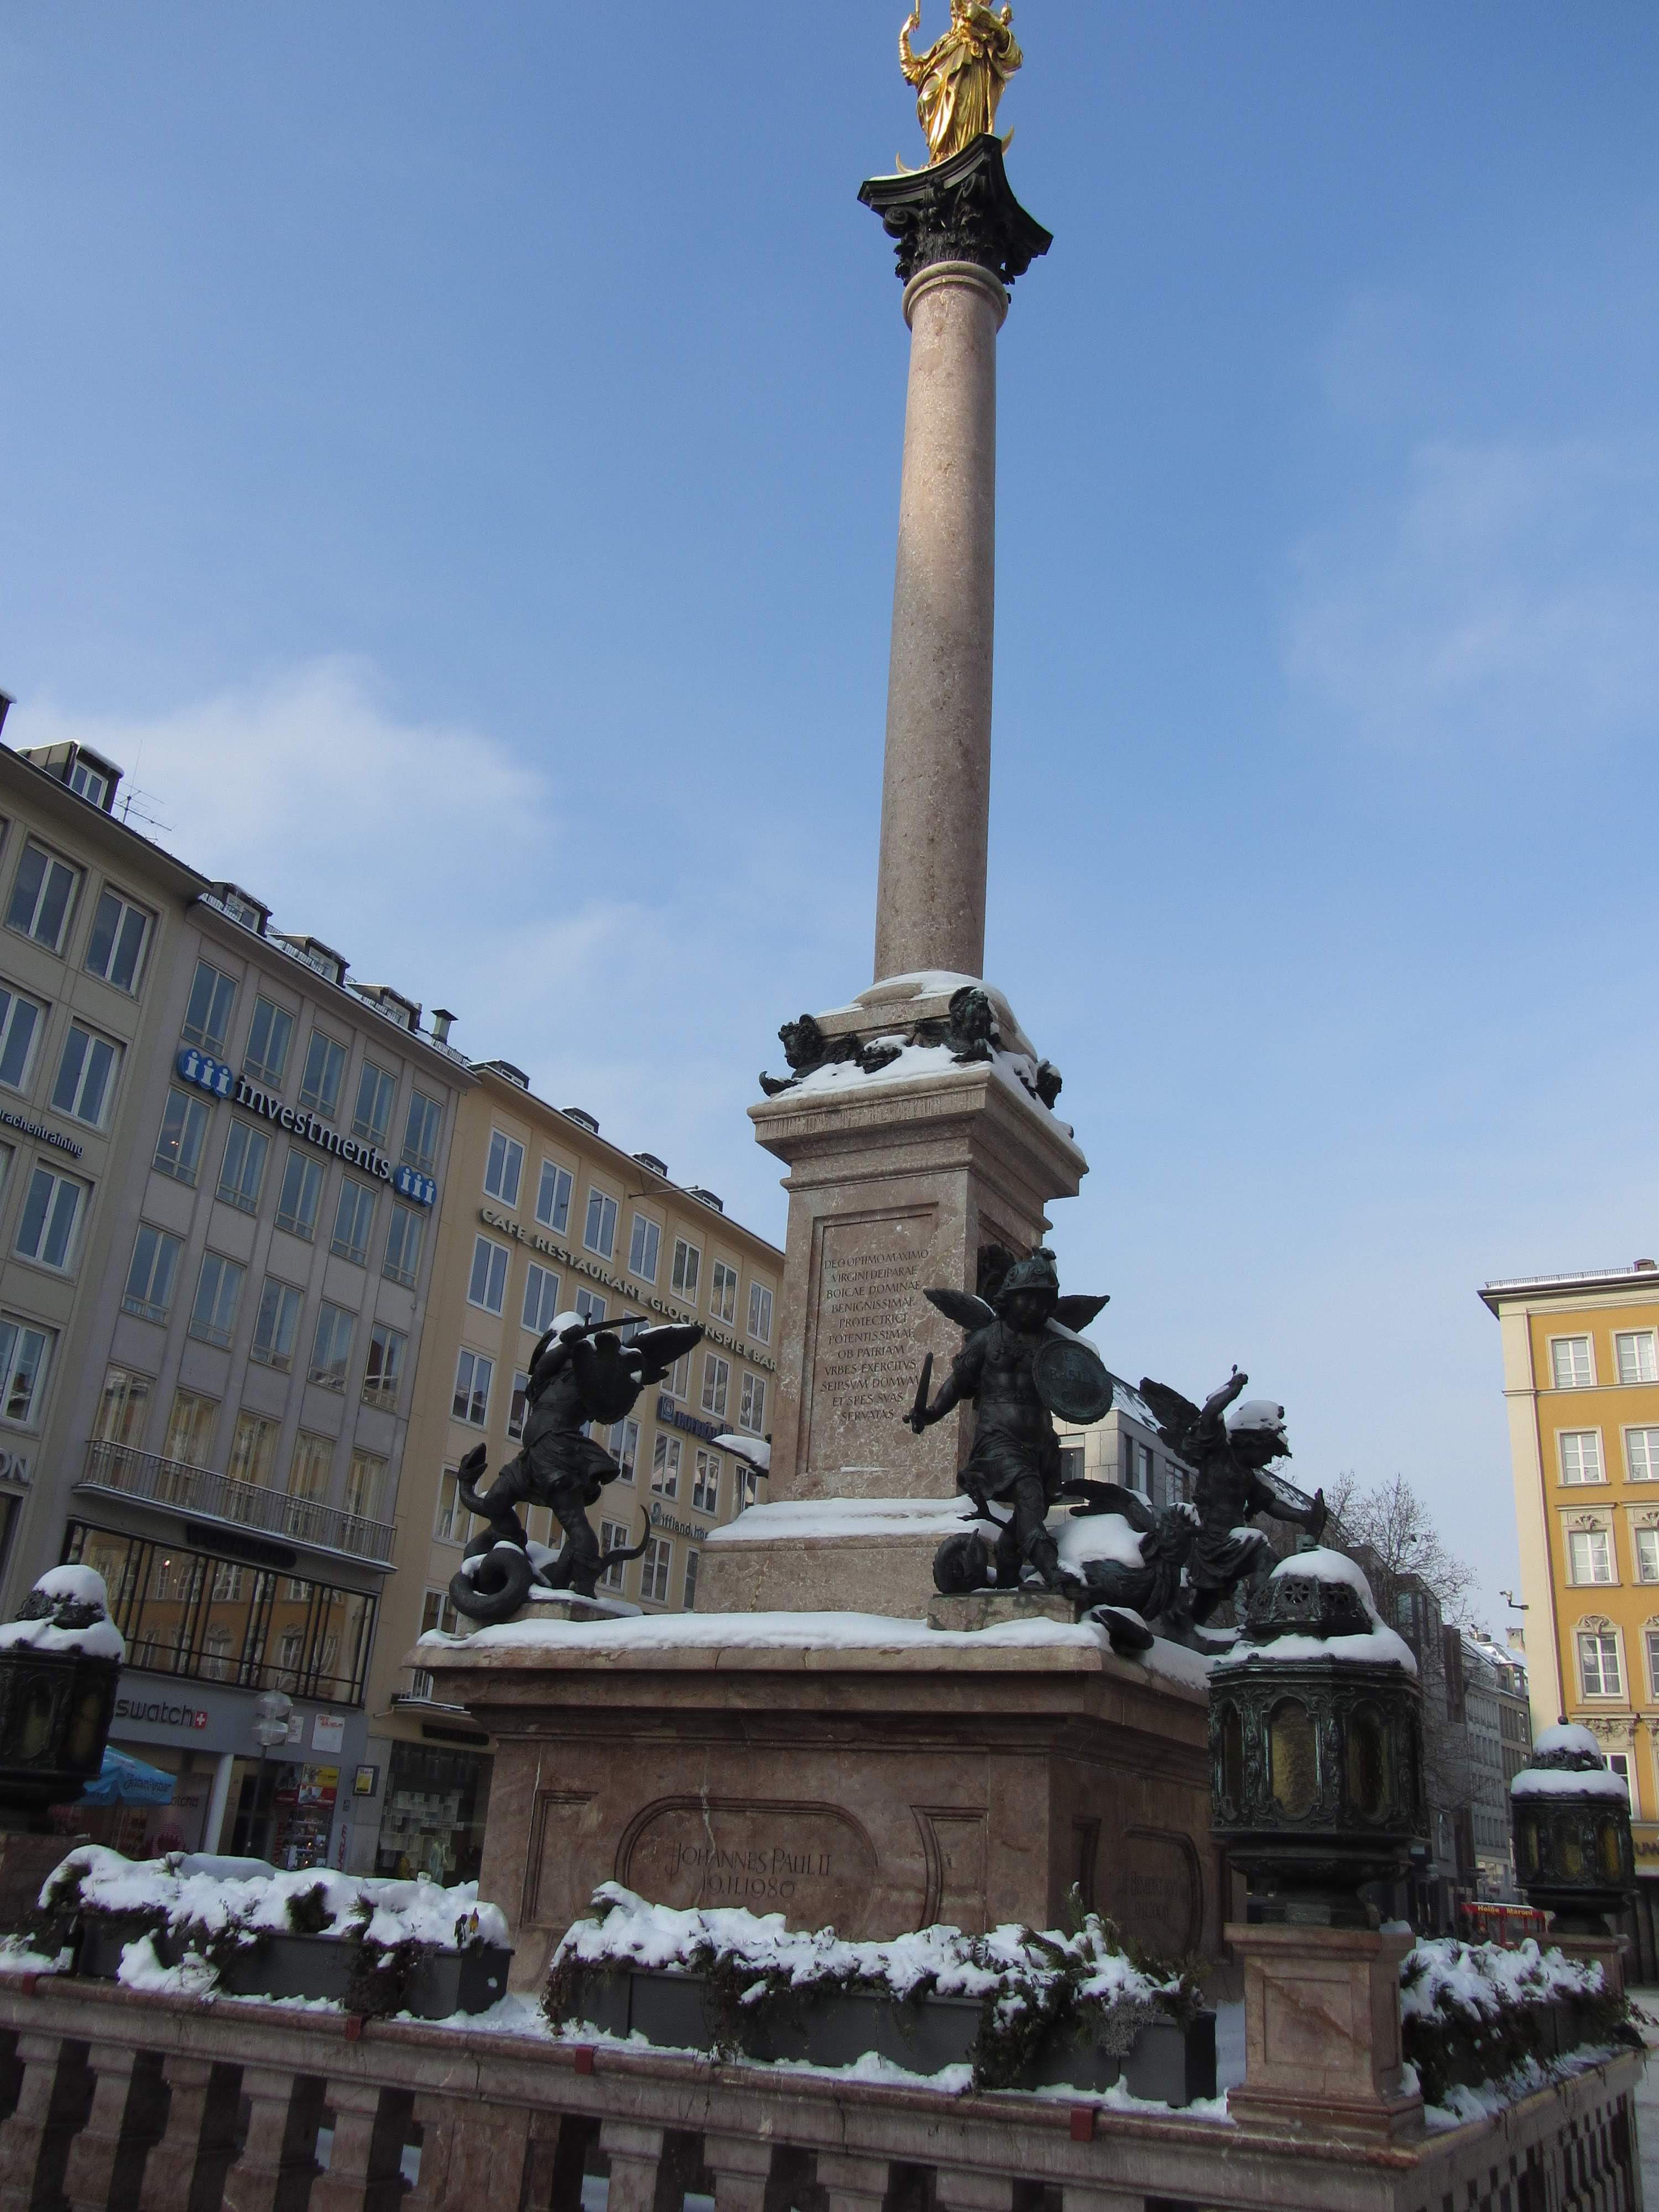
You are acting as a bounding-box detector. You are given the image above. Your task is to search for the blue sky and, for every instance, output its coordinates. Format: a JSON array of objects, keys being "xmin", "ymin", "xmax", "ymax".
[{"xmin": 4, "ymin": 3, "xmax": 1658, "ymax": 1626}]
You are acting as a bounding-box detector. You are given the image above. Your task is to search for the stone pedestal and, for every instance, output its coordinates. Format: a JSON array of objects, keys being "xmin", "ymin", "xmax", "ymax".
[
  {"xmin": 1227, "ymin": 1923, "xmax": 1423, "ymax": 2142},
  {"xmin": 1550, "ymin": 1927, "xmax": 1627, "ymax": 2003},
  {"xmin": 703, "ymin": 998, "xmax": 1086, "ymax": 1621},
  {"xmin": 421, "ymin": 1616, "xmax": 1215, "ymax": 1992}
]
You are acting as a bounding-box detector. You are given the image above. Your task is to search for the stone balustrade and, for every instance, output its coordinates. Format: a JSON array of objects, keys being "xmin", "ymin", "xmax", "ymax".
[{"xmin": 0, "ymin": 1973, "xmax": 1641, "ymax": 2212}]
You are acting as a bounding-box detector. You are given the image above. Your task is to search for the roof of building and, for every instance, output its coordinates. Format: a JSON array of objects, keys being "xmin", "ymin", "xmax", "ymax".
[{"xmin": 1479, "ymin": 1260, "xmax": 1659, "ymax": 1311}]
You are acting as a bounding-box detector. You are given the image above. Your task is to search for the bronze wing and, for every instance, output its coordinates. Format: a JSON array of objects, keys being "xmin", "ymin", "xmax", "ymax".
[
  {"xmin": 1053, "ymin": 1293, "xmax": 1110, "ymax": 1332},
  {"xmin": 925, "ymin": 1287, "xmax": 997, "ymax": 1332},
  {"xmin": 1135, "ymin": 1378, "xmax": 1204, "ymax": 1463}
]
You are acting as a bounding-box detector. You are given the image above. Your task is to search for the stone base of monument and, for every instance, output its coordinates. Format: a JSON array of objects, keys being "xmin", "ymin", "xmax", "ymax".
[
  {"xmin": 700, "ymin": 1496, "xmax": 1001, "ymax": 1621},
  {"xmin": 1227, "ymin": 1923, "xmax": 1423, "ymax": 2142},
  {"xmin": 518, "ymin": 1592, "xmax": 641, "ymax": 1624},
  {"xmin": 419, "ymin": 1609, "xmax": 1217, "ymax": 1994},
  {"xmin": 926, "ymin": 1590, "xmax": 1074, "ymax": 1630}
]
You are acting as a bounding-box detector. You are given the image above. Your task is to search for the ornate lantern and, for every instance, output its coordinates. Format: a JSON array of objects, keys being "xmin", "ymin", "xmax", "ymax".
[
  {"xmin": 1208, "ymin": 1551, "xmax": 1426, "ymax": 1926},
  {"xmin": 0, "ymin": 1567, "xmax": 123, "ymax": 1826},
  {"xmin": 1511, "ymin": 1722, "xmax": 1635, "ymax": 1935}
]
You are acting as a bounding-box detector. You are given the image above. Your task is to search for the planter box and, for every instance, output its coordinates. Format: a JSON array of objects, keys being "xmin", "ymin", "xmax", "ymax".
[
  {"xmin": 76, "ymin": 1921, "xmax": 512, "ymax": 2017},
  {"xmin": 560, "ymin": 1966, "xmax": 1213, "ymax": 2104}
]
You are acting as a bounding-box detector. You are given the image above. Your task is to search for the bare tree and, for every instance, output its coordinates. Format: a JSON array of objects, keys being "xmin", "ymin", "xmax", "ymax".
[{"xmin": 1322, "ymin": 1472, "xmax": 1475, "ymax": 1626}]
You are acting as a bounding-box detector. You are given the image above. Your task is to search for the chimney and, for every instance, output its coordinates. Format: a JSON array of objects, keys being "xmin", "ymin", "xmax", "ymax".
[{"xmin": 431, "ymin": 1009, "xmax": 456, "ymax": 1046}]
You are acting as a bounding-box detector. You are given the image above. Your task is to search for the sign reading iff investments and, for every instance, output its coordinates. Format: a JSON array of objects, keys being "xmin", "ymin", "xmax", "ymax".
[{"xmin": 176, "ymin": 1047, "xmax": 437, "ymax": 1207}]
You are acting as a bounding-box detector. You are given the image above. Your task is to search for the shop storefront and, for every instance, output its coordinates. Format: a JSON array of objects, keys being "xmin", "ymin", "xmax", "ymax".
[{"xmin": 374, "ymin": 1741, "xmax": 492, "ymax": 1884}]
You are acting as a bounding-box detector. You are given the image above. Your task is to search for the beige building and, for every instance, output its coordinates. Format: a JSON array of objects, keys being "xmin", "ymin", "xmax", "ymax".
[
  {"xmin": 0, "ymin": 728, "xmax": 471, "ymax": 1869},
  {"xmin": 363, "ymin": 1063, "xmax": 782, "ymax": 1882}
]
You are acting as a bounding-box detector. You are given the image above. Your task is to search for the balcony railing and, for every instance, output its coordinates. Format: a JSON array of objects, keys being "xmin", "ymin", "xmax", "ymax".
[{"xmin": 78, "ymin": 1438, "xmax": 395, "ymax": 1566}]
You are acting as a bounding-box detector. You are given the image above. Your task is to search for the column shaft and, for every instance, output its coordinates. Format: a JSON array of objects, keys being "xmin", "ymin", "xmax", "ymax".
[{"xmin": 873, "ymin": 261, "xmax": 1008, "ymax": 987}]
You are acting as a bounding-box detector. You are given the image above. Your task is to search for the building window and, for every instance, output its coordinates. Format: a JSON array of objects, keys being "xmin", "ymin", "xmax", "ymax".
[
  {"xmin": 651, "ymin": 1434, "xmax": 681, "ymax": 1498},
  {"xmin": 739, "ymin": 1373, "xmax": 766, "ymax": 1434},
  {"xmin": 271, "ymin": 1150, "xmax": 320, "ymax": 1240},
  {"xmin": 187, "ymin": 1253, "xmax": 245, "ymax": 1350},
  {"xmin": 692, "ymin": 1451, "xmax": 720, "ymax": 1515},
  {"xmin": 352, "ymin": 1061, "xmax": 396, "ymax": 1146},
  {"xmin": 1616, "ymin": 1331, "xmax": 1659, "ymax": 1386},
  {"xmin": 683, "ymin": 1550, "xmax": 700, "ymax": 1610},
  {"xmin": 672, "ymin": 1238, "xmax": 701, "ymax": 1301},
  {"xmin": 84, "ymin": 889, "xmax": 151, "ymax": 993},
  {"xmin": 153, "ymin": 1089, "xmax": 209, "ymax": 1186},
  {"xmin": 434, "ymin": 1468, "xmax": 466, "ymax": 1543},
  {"xmin": 15, "ymin": 1165, "xmax": 86, "ymax": 1272},
  {"xmin": 1646, "ymin": 1628, "xmax": 1659, "ymax": 1700},
  {"xmin": 164, "ymin": 1389, "xmax": 218, "ymax": 1467},
  {"xmin": 468, "ymin": 1235, "xmax": 509, "ymax": 1315},
  {"xmin": 251, "ymin": 1279, "xmax": 302, "ymax": 1372},
  {"xmin": 508, "ymin": 1371, "xmax": 530, "ymax": 1441},
  {"xmin": 1552, "ymin": 1337, "xmax": 1595, "ymax": 1389},
  {"xmin": 640, "ymin": 1537, "xmax": 672, "ymax": 1605},
  {"xmin": 181, "ymin": 959, "xmax": 236, "ymax": 1053},
  {"xmin": 383, "ymin": 1202, "xmax": 426, "ymax": 1288},
  {"xmin": 575, "ymin": 1288, "xmax": 607, "ymax": 1325},
  {"xmin": 330, "ymin": 1178, "xmax": 378, "ymax": 1266},
  {"xmin": 122, "ymin": 1223, "xmax": 182, "ymax": 1325},
  {"xmin": 289, "ymin": 1431, "xmax": 332, "ymax": 1503},
  {"xmin": 664, "ymin": 1352, "xmax": 690, "ymax": 1401},
  {"xmin": 50, "ymin": 1023, "xmax": 120, "ymax": 1127},
  {"xmin": 309, "ymin": 1303, "xmax": 355, "ymax": 1390},
  {"xmin": 599, "ymin": 1522, "xmax": 629, "ymax": 1593},
  {"xmin": 421, "ymin": 1588, "xmax": 460, "ymax": 1638},
  {"xmin": 345, "ymin": 1449, "xmax": 385, "ymax": 1521},
  {"xmin": 521, "ymin": 1263, "xmax": 561, "ymax": 1336},
  {"xmin": 228, "ymin": 1411, "xmax": 279, "ymax": 1489},
  {"xmin": 611, "ymin": 1418, "xmax": 639, "ymax": 1480},
  {"xmin": 403, "ymin": 1091, "xmax": 441, "ymax": 1174},
  {"xmin": 1608, "ymin": 1751, "xmax": 1633, "ymax": 1799},
  {"xmin": 63, "ymin": 1521, "xmax": 376, "ymax": 1707},
  {"xmin": 7, "ymin": 842, "xmax": 80, "ymax": 951},
  {"xmin": 95, "ymin": 1366, "xmax": 152, "ymax": 1447},
  {"xmin": 0, "ymin": 986, "xmax": 43, "ymax": 1093},
  {"xmin": 736, "ymin": 1465, "xmax": 761, "ymax": 1511},
  {"xmin": 584, "ymin": 1190, "xmax": 618, "ymax": 1260},
  {"xmin": 1636, "ymin": 1528, "xmax": 1659, "ymax": 1583},
  {"xmin": 217, "ymin": 1121, "xmax": 270, "ymax": 1215},
  {"xmin": 244, "ymin": 997, "xmax": 294, "ymax": 1086},
  {"xmin": 1579, "ymin": 1628, "xmax": 1623, "ymax": 1698},
  {"xmin": 298, "ymin": 1030, "xmax": 346, "ymax": 1119},
  {"xmin": 700, "ymin": 1355, "xmax": 730, "ymax": 1421},
  {"xmin": 453, "ymin": 1349, "xmax": 493, "ymax": 1426},
  {"xmin": 362, "ymin": 1324, "xmax": 406, "ymax": 1412},
  {"xmin": 536, "ymin": 1160, "xmax": 572, "ymax": 1233},
  {"xmin": 484, "ymin": 1130, "xmax": 524, "ymax": 1208},
  {"xmin": 1567, "ymin": 1528, "xmax": 1615, "ymax": 1584},
  {"xmin": 748, "ymin": 1284, "xmax": 773, "ymax": 1344},
  {"xmin": 629, "ymin": 1215, "xmax": 661, "ymax": 1284},
  {"xmin": 1630, "ymin": 1430, "xmax": 1659, "ymax": 1480},
  {"xmin": 0, "ymin": 1319, "xmax": 53, "ymax": 1429},
  {"xmin": 710, "ymin": 1261, "xmax": 738, "ymax": 1325},
  {"xmin": 1560, "ymin": 1431, "xmax": 1605, "ymax": 1484}
]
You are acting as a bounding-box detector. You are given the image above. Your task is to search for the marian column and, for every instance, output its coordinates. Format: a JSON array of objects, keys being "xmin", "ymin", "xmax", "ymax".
[
  {"xmin": 702, "ymin": 117, "xmax": 1081, "ymax": 1616},
  {"xmin": 863, "ymin": 143, "xmax": 1051, "ymax": 984}
]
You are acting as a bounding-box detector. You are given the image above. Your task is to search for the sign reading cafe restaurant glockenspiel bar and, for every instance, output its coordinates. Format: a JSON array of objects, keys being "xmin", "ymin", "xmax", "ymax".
[{"xmin": 176, "ymin": 1046, "xmax": 437, "ymax": 1207}]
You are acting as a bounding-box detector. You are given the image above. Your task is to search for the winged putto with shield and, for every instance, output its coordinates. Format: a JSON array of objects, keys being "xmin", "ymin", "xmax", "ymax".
[{"xmin": 905, "ymin": 1245, "xmax": 1110, "ymax": 1593}]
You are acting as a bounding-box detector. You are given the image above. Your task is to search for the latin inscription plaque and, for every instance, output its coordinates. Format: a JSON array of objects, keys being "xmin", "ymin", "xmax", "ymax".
[
  {"xmin": 1119, "ymin": 1827, "xmax": 1202, "ymax": 1958},
  {"xmin": 620, "ymin": 1797, "xmax": 878, "ymax": 1933},
  {"xmin": 805, "ymin": 1212, "xmax": 937, "ymax": 1484}
]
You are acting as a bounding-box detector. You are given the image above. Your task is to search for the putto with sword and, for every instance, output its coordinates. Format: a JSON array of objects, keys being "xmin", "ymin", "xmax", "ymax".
[
  {"xmin": 448, "ymin": 1309, "xmax": 703, "ymax": 1623},
  {"xmin": 905, "ymin": 1247, "xmax": 1112, "ymax": 1594}
]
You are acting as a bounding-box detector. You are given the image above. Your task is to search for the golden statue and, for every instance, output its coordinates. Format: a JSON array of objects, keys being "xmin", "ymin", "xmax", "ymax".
[{"xmin": 900, "ymin": 1, "xmax": 1023, "ymax": 167}]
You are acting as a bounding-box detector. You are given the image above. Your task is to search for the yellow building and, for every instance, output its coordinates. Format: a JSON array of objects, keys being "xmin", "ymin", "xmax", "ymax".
[
  {"xmin": 1481, "ymin": 1259, "xmax": 1659, "ymax": 1967},
  {"xmin": 360, "ymin": 1061, "xmax": 782, "ymax": 1881}
]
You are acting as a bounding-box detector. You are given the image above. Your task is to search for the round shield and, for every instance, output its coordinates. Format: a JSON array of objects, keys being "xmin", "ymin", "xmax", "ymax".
[{"xmin": 1033, "ymin": 1335, "xmax": 1115, "ymax": 1424}]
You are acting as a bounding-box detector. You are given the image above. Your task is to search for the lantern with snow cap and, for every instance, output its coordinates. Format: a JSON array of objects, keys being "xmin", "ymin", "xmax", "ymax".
[
  {"xmin": 0, "ymin": 1566, "xmax": 123, "ymax": 1825},
  {"xmin": 1207, "ymin": 1548, "xmax": 1426, "ymax": 1926},
  {"xmin": 1511, "ymin": 1723, "xmax": 1635, "ymax": 1935}
]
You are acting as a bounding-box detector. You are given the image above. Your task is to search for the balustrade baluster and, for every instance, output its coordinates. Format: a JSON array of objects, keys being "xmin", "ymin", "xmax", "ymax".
[{"xmin": 221, "ymin": 2065, "xmax": 325, "ymax": 2212}]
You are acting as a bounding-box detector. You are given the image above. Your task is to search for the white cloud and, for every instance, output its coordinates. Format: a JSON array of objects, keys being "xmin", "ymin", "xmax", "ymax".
[
  {"xmin": 7, "ymin": 658, "xmax": 801, "ymax": 1230},
  {"xmin": 1285, "ymin": 437, "xmax": 1659, "ymax": 752}
]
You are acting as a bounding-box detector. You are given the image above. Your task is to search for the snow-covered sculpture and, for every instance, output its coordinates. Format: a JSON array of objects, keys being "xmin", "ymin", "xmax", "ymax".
[{"xmin": 450, "ymin": 1311, "xmax": 703, "ymax": 1623}]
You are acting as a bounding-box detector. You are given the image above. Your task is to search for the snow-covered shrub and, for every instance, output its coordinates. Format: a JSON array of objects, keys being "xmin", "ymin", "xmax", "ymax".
[
  {"xmin": 544, "ymin": 1883, "xmax": 1198, "ymax": 2088},
  {"xmin": 1400, "ymin": 1936, "xmax": 1632, "ymax": 2104}
]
